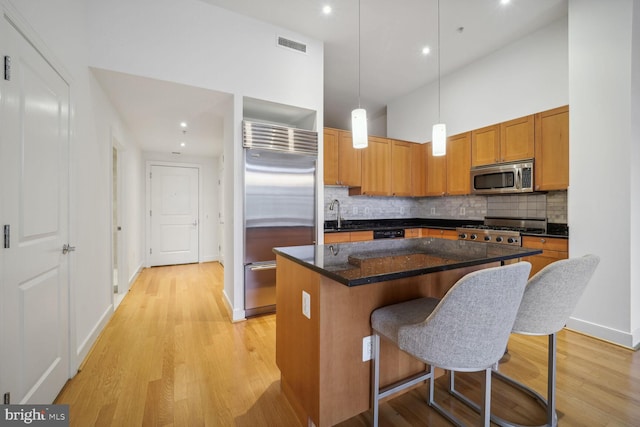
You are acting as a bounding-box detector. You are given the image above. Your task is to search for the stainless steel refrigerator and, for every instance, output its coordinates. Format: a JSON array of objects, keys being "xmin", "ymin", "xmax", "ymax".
[{"xmin": 243, "ymin": 121, "xmax": 317, "ymax": 317}]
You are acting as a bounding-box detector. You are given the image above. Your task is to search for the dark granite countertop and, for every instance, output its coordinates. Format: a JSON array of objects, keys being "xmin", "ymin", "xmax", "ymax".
[
  {"xmin": 274, "ymin": 238, "xmax": 542, "ymax": 287},
  {"xmin": 324, "ymin": 218, "xmax": 569, "ymax": 238}
]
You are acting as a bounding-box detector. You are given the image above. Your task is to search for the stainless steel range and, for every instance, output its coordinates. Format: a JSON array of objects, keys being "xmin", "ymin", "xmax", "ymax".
[{"xmin": 456, "ymin": 217, "xmax": 547, "ymax": 246}]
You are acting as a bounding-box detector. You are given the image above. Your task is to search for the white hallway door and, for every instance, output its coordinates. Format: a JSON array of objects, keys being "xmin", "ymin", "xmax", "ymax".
[
  {"xmin": 149, "ymin": 165, "xmax": 199, "ymax": 266},
  {"xmin": 0, "ymin": 16, "xmax": 71, "ymax": 403}
]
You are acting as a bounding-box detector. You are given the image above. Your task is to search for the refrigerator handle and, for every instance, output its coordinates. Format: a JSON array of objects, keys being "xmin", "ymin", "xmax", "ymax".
[{"xmin": 249, "ymin": 263, "xmax": 277, "ymax": 271}]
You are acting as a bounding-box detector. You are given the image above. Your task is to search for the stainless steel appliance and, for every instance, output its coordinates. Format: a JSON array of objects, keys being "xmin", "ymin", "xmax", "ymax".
[
  {"xmin": 373, "ymin": 229, "xmax": 405, "ymax": 239},
  {"xmin": 243, "ymin": 121, "xmax": 317, "ymax": 317},
  {"xmin": 471, "ymin": 160, "xmax": 534, "ymax": 195},
  {"xmin": 456, "ymin": 216, "xmax": 547, "ymax": 246}
]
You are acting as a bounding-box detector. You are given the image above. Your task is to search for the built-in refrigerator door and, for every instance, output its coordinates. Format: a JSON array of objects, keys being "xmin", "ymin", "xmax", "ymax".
[
  {"xmin": 244, "ymin": 148, "xmax": 316, "ymax": 264},
  {"xmin": 243, "ymin": 147, "xmax": 316, "ymax": 316},
  {"xmin": 244, "ymin": 262, "xmax": 277, "ymax": 317}
]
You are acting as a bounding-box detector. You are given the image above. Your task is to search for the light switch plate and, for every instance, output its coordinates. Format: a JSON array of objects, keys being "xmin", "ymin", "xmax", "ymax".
[{"xmin": 302, "ymin": 290, "xmax": 311, "ymax": 319}]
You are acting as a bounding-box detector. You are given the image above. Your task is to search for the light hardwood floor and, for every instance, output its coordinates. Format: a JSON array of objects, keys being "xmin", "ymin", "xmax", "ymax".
[{"xmin": 55, "ymin": 262, "xmax": 640, "ymax": 426}]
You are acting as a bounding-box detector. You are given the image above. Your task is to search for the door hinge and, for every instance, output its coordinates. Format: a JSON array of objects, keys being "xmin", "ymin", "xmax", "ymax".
[
  {"xmin": 4, "ymin": 392, "xmax": 9, "ymax": 404},
  {"xmin": 3, "ymin": 225, "xmax": 9, "ymax": 248},
  {"xmin": 4, "ymin": 56, "xmax": 10, "ymax": 81},
  {"xmin": 149, "ymin": 171, "xmax": 152, "ymax": 179},
  {"xmin": 149, "ymin": 248, "xmax": 152, "ymax": 255},
  {"xmin": 150, "ymin": 210, "xmax": 152, "ymax": 217}
]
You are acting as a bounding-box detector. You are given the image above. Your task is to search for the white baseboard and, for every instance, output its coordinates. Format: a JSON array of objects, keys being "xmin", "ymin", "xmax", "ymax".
[
  {"xmin": 566, "ymin": 316, "xmax": 638, "ymax": 349},
  {"xmin": 201, "ymin": 255, "xmax": 220, "ymax": 263},
  {"xmin": 222, "ymin": 289, "xmax": 246, "ymax": 322},
  {"xmin": 74, "ymin": 304, "xmax": 113, "ymax": 372},
  {"xmin": 128, "ymin": 262, "xmax": 143, "ymax": 285}
]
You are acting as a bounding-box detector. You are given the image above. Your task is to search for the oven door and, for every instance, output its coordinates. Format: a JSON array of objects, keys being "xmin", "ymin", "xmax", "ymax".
[{"xmin": 471, "ymin": 161, "xmax": 533, "ymax": 194}]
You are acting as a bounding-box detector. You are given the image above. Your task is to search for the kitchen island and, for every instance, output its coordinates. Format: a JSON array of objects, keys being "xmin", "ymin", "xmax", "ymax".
[{"xmin": 273, "ymin": 238, "xmax": 542, "ymax": 427}]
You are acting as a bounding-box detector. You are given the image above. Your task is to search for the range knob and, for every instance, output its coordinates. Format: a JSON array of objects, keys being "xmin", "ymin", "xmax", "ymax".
[
  {"xmin": 458, "ymin": 233, "xmax": 467, "ymax": 239},
  {"xmin": 470, "ymin": 234, "xmax": 478, "ymax": 240},
  {"xmin": 495, "ymin": 236, "xmax": 503, "ymax": 243},
  {"xmin": 484, "ymin": 235, "xmax": 491, "ymax": 242},
  {"xmin": 507, "ymin": 237, "xmax": 517, "ymax": 244}
]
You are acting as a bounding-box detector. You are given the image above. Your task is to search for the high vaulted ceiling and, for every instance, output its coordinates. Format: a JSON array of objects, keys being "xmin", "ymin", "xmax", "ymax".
[{"xmin": 94, "ymin": 0, "xmax": 568, "ymax": 157}]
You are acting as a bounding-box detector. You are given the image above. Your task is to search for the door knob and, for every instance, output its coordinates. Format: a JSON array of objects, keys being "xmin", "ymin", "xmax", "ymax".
[
  {"xmin": 192, "ymin": 220, "xmax": 198, "ymax": 227},
  {"xmin": 62, "ymin": 244, "xmax": 76, "ymax": 254}
]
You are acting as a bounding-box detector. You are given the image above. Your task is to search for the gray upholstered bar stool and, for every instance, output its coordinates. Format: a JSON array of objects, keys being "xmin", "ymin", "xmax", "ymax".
[
  {"xmin": 370, "ymin": 262, "xmax": 532, "ymax": 427},
  {"xmin": 449, "ymin": 254, "xmax": 600, "ymax": 427}
]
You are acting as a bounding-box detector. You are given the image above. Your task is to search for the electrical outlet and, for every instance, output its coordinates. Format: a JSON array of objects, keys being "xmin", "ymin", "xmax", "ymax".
[
  {"xmin": 362, "ymin": 335, "xmax": 373, "ymax": 361},
  {"xmin": 302, "ymin": 291, "xmax": 311, "ymax": 319},
  {"xmin": 400, "ymin": 206, "xmax": 405, "ymax": 215},
  {"xmin": 353, "ymin": 206, "xmax": 358, "ymax": 215},
  {"xmin": 430, "ymin": 207, "xmax": 436, "ymax": 215},
  {"xmin": 460, "ymin": 207, "xmax": 466, "ymax": 216}
]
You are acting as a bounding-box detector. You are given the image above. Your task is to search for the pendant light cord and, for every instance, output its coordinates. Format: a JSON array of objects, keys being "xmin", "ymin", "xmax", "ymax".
[
  {"xmin": 358, "ymin": 0, "xmax": 362, "ymax": 109},
  {"xmin": 437, "ymin": 0, "xmax": 441, "ymax": 122}
]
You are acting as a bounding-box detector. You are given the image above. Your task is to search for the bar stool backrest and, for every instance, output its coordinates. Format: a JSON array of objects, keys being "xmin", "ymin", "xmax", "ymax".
[
  {"xmin": 512, "ymin": 254, "xmax": 600, "ymax": 336},
  {"xmin": 397, "ymin": 262, "xmax": 532, "ymax": 371}
]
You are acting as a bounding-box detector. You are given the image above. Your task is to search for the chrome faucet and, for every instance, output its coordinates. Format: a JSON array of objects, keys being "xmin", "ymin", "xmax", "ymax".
[{"xmin": 329, "ymin": 199, "xmax": 341, "ymax": 229}]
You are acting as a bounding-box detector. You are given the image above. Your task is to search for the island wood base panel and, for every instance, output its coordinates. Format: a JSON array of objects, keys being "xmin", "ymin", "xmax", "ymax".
[{"xmin": 275, "ymin": 254, "xmax": 500, "ymax": 427}]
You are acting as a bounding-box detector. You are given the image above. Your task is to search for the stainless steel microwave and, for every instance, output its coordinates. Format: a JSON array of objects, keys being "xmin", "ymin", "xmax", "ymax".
[{"xmin": 470, "ymin": 161, "xmax": 534, "ymax": 195}]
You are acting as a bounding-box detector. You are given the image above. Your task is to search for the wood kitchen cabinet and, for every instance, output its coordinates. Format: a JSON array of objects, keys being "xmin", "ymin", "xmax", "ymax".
[
  {"xmin": 521, "ymin": 236, "xmax": 568, "ymax": 277},
  {"xmin": 390, "ymin": 139, "xmax": 412, "ymax": 196},
  {"xmin": 535, "ymin": 105, "xmax": 569, "ymax": 191},
  {"xmin": 323, "ymin": 128, "xmax": 362, "ymax": 187},
  {"xmin": 425, "ymin": 132, "xmax": 471, "ymax": 197},
  {"xmin": 324, "ymin": 231, "xmax": 374, "ymax": 243},
  {"xmin": 361, "ymin": 136, "xmax": 391, "ymax": 196},
  {"xmin": 446, "ymin": 132, "xmax": 472, "ymax": 195},
  {"xmin": 471, "ymin": 124, "xmax": 500, "ymax": 167},
  {"xmin": 471, "ymin": 115, "xmax": 535, "ymax": 166},
  {"xmin": 410, "ymin": 143, "xmax": 428, "ymax": 197},
  {"xmin": 424, "ymin": 228, "xmax": 459, "ymax": 240},
  {"xmin": 404, "ymin": 228, "xmax": 421, "ymax": 238},
  {"xmin": 425, "ymin": 142, "xmax": 447, "ymax": 196}
]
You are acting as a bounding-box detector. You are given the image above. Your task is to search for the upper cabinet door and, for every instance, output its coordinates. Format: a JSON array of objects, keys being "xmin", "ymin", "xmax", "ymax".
[
  {"xmin": 446, "ymin": 132, "xmax": 472, "ymax": 195},
  {"xmin": 361, "ymin": 136, "xmax": 391, "ymax": 196},
  {"xmin": 390, "ymin": 140, "xmax": 412, "ymax": 196},
  {"xmin": 500, "ymin": 114, "xmax": 535, "ymax": 163},
  {"xmin": 425, "ymin": 142, "xmax": 447, "ymax": 196},
  {"xmin": 338, "ymin": 130, "xmax": 362, "ymax": 187},
  {"xmin": 471, "ymin": 124, "xmax": 500, "ymax": 166},
  {"xmin": 410, "ymin": 143, "xmax": 427, "ymax": 197},
  {"xmin": 323, "ymin": 128, "xmax": 339, "ymax": 185},
  {"xmin": 535, "ymin": 106, "xmax": 569, "ymax": 191}
]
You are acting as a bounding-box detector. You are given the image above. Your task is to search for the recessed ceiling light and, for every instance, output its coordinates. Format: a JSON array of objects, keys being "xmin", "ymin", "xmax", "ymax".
[
  {"xmin": 322, "ymin": 5, "xmax": 332, "ymax": 15},
  {"xmin": 180, "ymin": 142, "xmax": 186, "ymax": 147},
  {"xmin": 180, "ymin": 122, "xmax": 187, "ymax": 128},
  {"xmin": 500, "ymin": 0, "xmax": 511, "ymax": 5},
  {"xmin": 422, "ymin": 46, "xmax": 431, "ymax": 55}
]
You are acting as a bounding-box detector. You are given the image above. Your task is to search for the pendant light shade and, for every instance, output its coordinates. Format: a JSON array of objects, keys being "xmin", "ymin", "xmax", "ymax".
[
  {"xmin": 352, "ymin": 108, "xmax": 368, "ymax": 148},
  {"xmin": 432, "ymin": 0, "xmax": 446, "ymax": 157},
  {"xmin": 352, "ymin": 0, "xmax": 367, "ymax": 149},
  {"xmin": 432, "ymin": 123, "xmax": 446, "ymax": 156}
]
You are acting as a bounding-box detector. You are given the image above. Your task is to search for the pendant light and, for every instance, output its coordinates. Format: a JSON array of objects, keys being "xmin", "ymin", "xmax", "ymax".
[
  {"xmin": 432, "ymin": 0, "xmax": 446, "ymax": 156},
  {"xmin": 352, "ymin": 0, "xmax": 368, "ymax": 149}
]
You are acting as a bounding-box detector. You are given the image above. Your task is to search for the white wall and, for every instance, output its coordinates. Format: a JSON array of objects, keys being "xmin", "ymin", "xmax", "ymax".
[
  {"xmin": 4, "ymin": 0, "xmax": 145, "ymax": 373},
  {"xmin": 567, "ymin": 0, "xmax": 639, "ymax": 349},
  {"xmin": 388, "ymin": 18, "xmax": 568, "ymax": 142}
]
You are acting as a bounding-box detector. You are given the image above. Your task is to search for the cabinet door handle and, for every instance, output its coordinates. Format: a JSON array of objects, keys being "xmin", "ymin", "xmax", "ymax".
[{"xmin": 540, "ymin": 238, "xmax": 546, "ymax": 243}]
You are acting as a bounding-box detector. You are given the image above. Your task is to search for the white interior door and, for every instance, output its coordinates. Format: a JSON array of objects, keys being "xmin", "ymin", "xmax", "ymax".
[
  {"xmin": 0, "ymin": 16, "xmax": 70, "ymax": 403},
  {"xmin": 148, "ymin": 165, "xmax": 199, "ymax": 266}
]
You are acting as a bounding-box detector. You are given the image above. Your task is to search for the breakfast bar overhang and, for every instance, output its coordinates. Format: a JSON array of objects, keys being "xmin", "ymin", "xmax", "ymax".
[{"xmin": 273, "ymin": 238, "xmax": 542, "ymax": 427}]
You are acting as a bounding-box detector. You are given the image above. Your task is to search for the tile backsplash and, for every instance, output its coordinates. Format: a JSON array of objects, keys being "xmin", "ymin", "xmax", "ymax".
[{"xmin": 324, "ymin": 187, "xmax": 568, "ymax": 224}]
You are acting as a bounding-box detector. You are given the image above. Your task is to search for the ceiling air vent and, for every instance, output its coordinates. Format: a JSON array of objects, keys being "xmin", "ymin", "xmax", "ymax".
[{"xmin": 277, "ymin": 36, "xmax": 307, "ymax": 54}]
